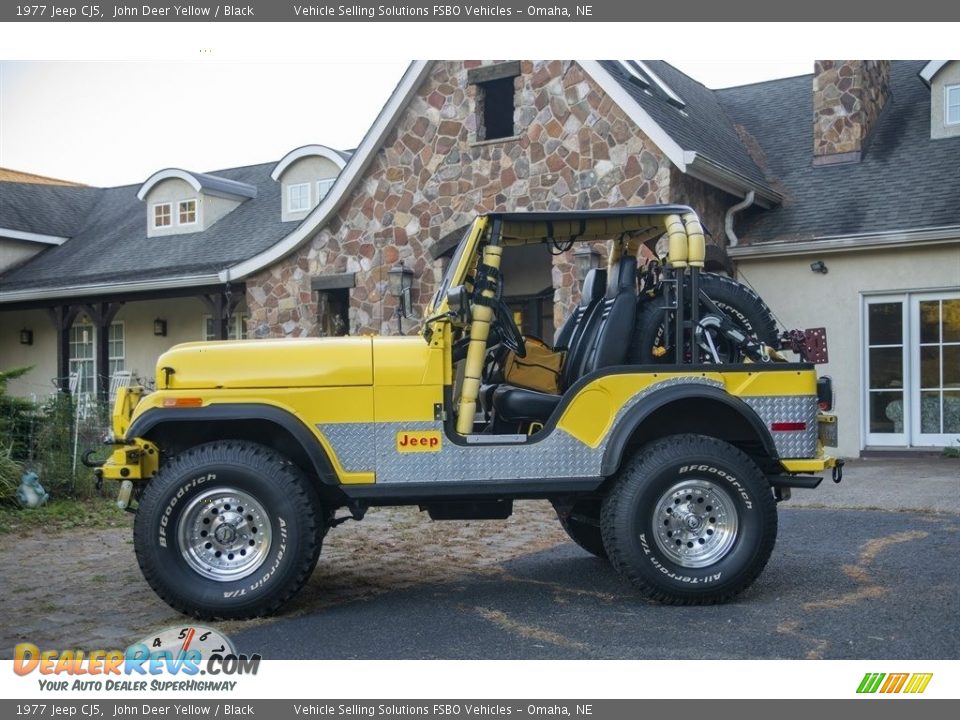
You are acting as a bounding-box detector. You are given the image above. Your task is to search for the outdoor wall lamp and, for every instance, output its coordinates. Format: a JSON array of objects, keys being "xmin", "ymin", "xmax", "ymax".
[
  {"xmin": 19, "ymin": 328, "xmax": 33, "ymax": 345},
  {"xmin": 573, "ymin": 245, "xmax": 603, "ymax": 281},
  {"xmin": 153, "ymin": 318, "xmax": 168, "ymax": 337},
  {"xmin": 810, "ymin": 260, "xmax": 828, "ymax": 274},
  {"xmin": 387, "ymin": 263, "xmax": 414, "ymax": 332}
]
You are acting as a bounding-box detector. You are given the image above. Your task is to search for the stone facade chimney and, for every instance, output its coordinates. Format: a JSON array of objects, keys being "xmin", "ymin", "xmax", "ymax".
[{"xmin": 813, "ymin": 60, "xmax": 890, "ymax": 165}]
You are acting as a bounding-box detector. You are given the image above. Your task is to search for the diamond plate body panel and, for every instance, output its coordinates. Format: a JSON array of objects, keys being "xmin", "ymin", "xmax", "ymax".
[
  {"xmin": 317, "ymin": 424, "xmax": 376, "ymax": 471},
  {"xmin": 743, "ymin": 395, "xmax": 819, "ymax": 458},
  {"xmin": 317, "ymin": 376, "xmax": 724, "ymax": 484}
]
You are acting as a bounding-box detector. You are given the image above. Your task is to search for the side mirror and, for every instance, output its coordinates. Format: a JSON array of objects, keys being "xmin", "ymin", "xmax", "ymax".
[{"xmin": 446, "ymin": 285, "xmax": 468, "ymax": 315}]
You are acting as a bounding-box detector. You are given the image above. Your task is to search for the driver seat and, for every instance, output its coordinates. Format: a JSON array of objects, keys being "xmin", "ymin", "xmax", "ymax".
[{"xmin": 492, "ymin": 256, "xmax": 637, "ymax": 426}]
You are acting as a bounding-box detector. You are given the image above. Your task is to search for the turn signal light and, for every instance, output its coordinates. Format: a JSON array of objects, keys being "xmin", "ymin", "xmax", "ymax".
[{"xmin": 162, "ymin": 397, "xmax": 203, "ymax": 408}]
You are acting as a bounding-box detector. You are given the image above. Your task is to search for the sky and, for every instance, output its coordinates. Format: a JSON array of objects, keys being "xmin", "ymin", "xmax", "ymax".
[
  {"xmin": 0, "ymin": 18, "xmax": 950, "ymax": 189},
  {"xmin": 0, "ymin": 59, "xmax": 813, "ymax": 188}
]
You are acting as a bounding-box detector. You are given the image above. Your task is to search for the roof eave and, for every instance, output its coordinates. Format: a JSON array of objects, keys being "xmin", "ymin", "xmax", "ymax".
[
  {"xmin": 0, "ymin": 273, "xmax": 223, "ymax": 304},
  {"xmin": 683, "ymin": 152, "xmax": 781, "ymax": 207},
  {"xmin": 0, "ymin": 228, "xmax": 69, "ymax": 246},
  {"xmin": 919, "ymin": 60, "xmax": 950, "ymax": 87},
  {"xmin": 728, "ymin": 225, "xmax": 960, "ymax": 260}
]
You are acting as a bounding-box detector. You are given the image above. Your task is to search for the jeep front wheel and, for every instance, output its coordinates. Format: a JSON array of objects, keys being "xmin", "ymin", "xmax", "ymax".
[
  {"xmin": 133, "ymin": 440, "xmax": 324, "ymax": 619},
  {"xmin": 601, "ymin": 434, "xmax": 777, "ymax": 604}
]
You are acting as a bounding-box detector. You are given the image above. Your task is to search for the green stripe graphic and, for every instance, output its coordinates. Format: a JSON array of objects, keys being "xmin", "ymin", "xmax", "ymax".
[{"xmin": 857, "ymin": 673, "xmax": 886, "ymax": 693}]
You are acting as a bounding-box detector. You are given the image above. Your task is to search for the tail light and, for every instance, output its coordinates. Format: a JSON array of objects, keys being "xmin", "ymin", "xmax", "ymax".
[{"xmin": 817, "ymin": 375, "xmax": 834, "ymax": 411}]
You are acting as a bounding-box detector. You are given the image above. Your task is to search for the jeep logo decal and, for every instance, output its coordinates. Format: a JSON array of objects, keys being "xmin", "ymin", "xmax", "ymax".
[{"xmin": 396, "ymin": 431, "xmax": 442, "ymax": 453}]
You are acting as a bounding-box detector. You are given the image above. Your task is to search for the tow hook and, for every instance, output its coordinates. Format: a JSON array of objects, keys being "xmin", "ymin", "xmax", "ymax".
[{"xmin": 832, "ymin": 459, "xmax": 845, "ymax": 484}]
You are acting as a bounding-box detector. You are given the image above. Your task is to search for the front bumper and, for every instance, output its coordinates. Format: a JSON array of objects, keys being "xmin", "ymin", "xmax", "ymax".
[{"xmin": 100, "ymin": 438, "xmax": 160, "ymax": 482}]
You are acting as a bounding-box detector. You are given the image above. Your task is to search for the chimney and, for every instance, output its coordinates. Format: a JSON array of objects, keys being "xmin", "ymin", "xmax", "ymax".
[{"xmin": 813, "ymin": 60, "xmax": 890, "ymax": 165}]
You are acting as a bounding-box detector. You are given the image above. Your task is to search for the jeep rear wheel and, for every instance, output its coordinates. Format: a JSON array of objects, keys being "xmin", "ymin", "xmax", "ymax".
[
  {"xmin": 134, "ymin": 440, "xmax": 324, "ymax": 620},
  {"xmin": 601, "ymin": 434, "xmax": 777, "ymax": 604}
]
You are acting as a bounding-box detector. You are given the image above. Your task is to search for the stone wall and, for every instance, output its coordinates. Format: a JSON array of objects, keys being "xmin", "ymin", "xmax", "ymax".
[
  {"xmin": 813, "ymin": 60, "xmax": 890, "ymax": 164},
  {"xmin": 245, "ymin": 60, "xmax": 672, "ymax": 338}
]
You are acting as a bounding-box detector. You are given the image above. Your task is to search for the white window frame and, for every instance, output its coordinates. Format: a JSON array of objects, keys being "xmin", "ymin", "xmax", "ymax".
[
  {"xmin": 946, "ymin": 84, "xmax": 960, "ymax": 126},
  {"xmin": 69, "ymin": 323, "xmax": 96, "ymax": 397},
  {"xmin": 288, "ymin": 183, "xmax": 311, "ymax": 213},
  {"xmin": 910, "ymin": 292, "xmax": 960, "ymax": 446},
  {"xmin": 203, "ymin": 313, "xmax": 249, "ymax": 341},
  {"xmin": 861, "ymin": 290, "xmax": 960, "ymax": 449},
  {"xmin": 108, "ymin": 321, "xmax": 125, "ymax": 380},
  {"xmin": 152, "ymin": 202, "xmax": 172, "ymax": 228},
  {"xmin": 316, "ymin": 178, "xmax": 336, "ymax": 203},
  {"xmin": 178, "ymin": 198, "xmax": 197, "ymax": 226},
  {"xmin": 861, "ymin": 295, "xmax": 909, "ymax": 448}
]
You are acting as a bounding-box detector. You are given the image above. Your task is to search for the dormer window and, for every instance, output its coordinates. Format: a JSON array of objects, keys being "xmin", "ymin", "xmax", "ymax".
[
  {"xmin": 288, "ymin": 183, "xmax": 311, "ymax": 213},
  {"xmin": 153, "ymin": 203, "xmax": 172, "ymax": 228},
  {"xmin": 947, "ymin": 85, "xmax": 960, "ymax": 126},
  {"xmin": 317, "ymin": 178, "xmax": 335, "ymax": 202},
  {"xmin": 178, "ymin": 199, "xmax": 197, "ymax": 225},
  {"xmin": 138, "ymin": 168, "xmax": 256, "ymax": 238}
]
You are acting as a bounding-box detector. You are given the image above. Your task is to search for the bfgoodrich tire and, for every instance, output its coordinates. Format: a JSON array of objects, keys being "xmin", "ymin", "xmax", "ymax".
[
  {"xmin": 134, "ymin": 440, "xmax": 324, "ymax": 620},
  {"xmin": 601, "ymin": 434, "xmax": 777, "ymax": 604},
  {"xmin": 629, "ymin": 273, "xmax": 779, "ymax": 364},
  {"xmin": 552, "ymin": 498, "xmax": 608, "ymax": 559}
]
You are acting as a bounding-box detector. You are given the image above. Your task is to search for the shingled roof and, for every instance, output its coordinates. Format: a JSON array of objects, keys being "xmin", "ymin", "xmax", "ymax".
[
  {"xmin": 599, "ymin": 60, "xmax": 773, "ymax": 192},
  {"xmin": 0, "ymin": 162, "xmax": 292, "ymax": 295},
  {"xmin": 718, "ymin": 60, "xmax": 960, "ymax": 243}
]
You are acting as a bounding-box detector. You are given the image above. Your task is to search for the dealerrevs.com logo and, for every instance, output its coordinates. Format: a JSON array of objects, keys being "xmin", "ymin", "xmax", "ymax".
[
  {"xmin": 13, "ymin": 625, "xmax": 260, "ymax": 692},
  {"xmin": 856, "ymin": 672, "xmax": 933, "ymax": 694}
]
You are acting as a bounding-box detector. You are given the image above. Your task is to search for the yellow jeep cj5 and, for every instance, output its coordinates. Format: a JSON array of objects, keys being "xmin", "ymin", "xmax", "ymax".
[{"xmin": 100, "ymin": 207, "xmax": 841, "ymax": 619}]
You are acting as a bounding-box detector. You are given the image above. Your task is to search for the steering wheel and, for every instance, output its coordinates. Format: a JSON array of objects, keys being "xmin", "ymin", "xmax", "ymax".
[{"xmin": 495, "ymin": 298, "xmax": 526, "ymax": 358}]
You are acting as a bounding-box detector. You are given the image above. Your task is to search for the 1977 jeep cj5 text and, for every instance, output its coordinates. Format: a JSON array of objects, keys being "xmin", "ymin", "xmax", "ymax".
[{"xmin": 99, "ymin": 206, "xmax": 841, "ymax": 619}]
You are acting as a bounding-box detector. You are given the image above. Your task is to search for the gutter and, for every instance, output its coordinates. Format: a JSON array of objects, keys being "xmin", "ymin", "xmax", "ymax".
[
  {"xmin": 0, "ymin": 273, "xmax": 223, "ymax": 304},
  {"xmin": 728, "ymin": 226, "xmax": 960, "ymax": 260},
  {"xmin": 683, "ymin": 152, "xmax": 781, "ymax": 208}
]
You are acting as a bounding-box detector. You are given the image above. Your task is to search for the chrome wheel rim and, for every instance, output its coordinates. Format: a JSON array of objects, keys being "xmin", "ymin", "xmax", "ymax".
[
  {"xmin": 176, "ymin": 488, "xmax": 272, "ymax": 582},
  {"xmin": 653, "ymin": 479, "xmax": 738, "ymax": 568}
]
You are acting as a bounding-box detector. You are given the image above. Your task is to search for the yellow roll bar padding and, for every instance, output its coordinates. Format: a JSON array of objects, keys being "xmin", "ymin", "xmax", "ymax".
[
  {"xmin": 665, "ymin": 214, "xmax": 688, "ymax": 268},
  {"xmin": 456, "ymin": 244, "xmax": 503, "ymax": 434},
  {"xmin": 682, "ymin": 213, "xmax": 705, "ymax": 268}
]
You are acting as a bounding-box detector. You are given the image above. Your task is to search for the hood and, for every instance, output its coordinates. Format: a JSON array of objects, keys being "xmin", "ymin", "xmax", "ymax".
[{"xmin": 155, "ymin": 337, "xmax": 374, "ymax": 390}]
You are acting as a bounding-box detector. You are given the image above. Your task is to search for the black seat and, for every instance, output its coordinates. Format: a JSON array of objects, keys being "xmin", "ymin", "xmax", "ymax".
[
  {"xmin": 553, "ymin": 266, "xmax": 606, "ymax": 350},
  {"xmin": 583, "ymin": 255, "xmax": 637, "ymax": 371},
  {"xmin": 479, "ymin": 268, "xmax": 605, "ymax": 418},
  {"xmin": 493, "ymin": 258, "xmax": 637, "ymax": 426}
]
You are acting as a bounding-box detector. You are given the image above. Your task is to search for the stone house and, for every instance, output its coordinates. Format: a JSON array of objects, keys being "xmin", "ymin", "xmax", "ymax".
[{"xmin": 2, "ymin": 60, "xmax": 958, "ymax": 458}]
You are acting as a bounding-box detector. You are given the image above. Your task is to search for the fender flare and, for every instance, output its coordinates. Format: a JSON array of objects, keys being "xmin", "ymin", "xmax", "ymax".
[
  {"xmin": 599, "ymin": 384, "xmax": 779, "ymax": 476},
  {"xmin": 126, "ymin": 404, "xmax": 339, "ymax": 485}
]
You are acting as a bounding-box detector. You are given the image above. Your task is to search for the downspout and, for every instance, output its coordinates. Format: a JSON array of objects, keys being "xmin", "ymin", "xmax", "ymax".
[{"xmin": 724, "ymin": 190, "xmax": 755, "ymax": 248}]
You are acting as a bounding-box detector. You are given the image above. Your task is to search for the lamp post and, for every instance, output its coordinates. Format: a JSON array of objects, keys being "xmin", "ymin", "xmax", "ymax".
[
  {"xmin": 573, "ymin": 245, "xmax": 602, "ymax": 282},
  {"xmin": 387, "ymin": 263, "xmax": 414, "ymax": 333}
]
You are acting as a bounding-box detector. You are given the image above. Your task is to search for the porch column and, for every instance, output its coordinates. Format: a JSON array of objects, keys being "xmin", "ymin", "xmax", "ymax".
[
  {"xmin": 200, "ymin": 286, "xmax": 241, "ymax": 341},
  {"xmin": 46, "ymin": 305, "xmax": 79, "ymax": 395},
  {"xmin": 82, "ymin": 302, "xmax": 123, "ymax": 403}
]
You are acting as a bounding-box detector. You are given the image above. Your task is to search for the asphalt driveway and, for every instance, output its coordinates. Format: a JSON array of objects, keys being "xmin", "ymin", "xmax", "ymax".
[{"xmin": 232, "ymin": 506, "xmax": 960, "ymax": 660}]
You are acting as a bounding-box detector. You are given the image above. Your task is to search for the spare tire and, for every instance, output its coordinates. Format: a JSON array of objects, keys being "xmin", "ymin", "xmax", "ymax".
[{"xmin": 629, "ymin": 273, "xmax": 779, "ymax": 364}]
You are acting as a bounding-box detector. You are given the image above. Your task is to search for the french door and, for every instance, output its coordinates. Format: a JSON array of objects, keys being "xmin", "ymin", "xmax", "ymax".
[{"xmin": 864, "ymin": 291, "xmax": 960, "ymax": 447}]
